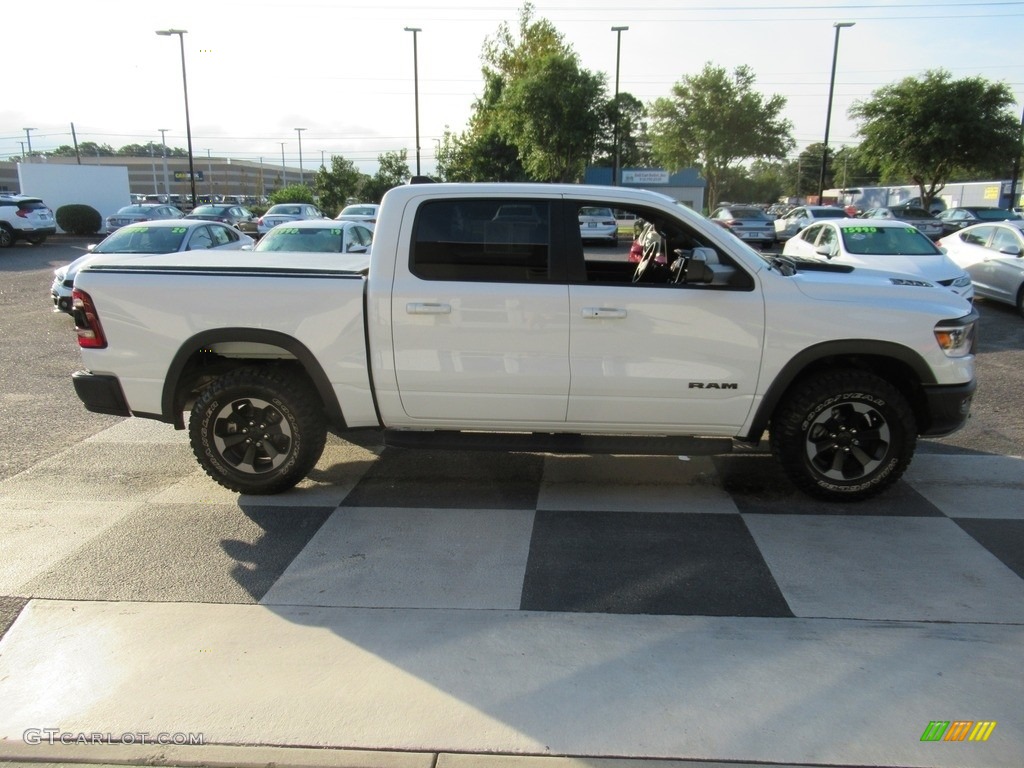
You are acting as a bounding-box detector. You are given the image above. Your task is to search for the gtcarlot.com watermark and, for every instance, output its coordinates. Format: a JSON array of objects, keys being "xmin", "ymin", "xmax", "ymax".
[{"xmin": 24, "ymin": 728, "xmax": 205, "ymax": 746}]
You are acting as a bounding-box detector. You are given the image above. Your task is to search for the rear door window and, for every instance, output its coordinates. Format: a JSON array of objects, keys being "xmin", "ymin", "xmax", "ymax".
[{"xmin": 410, "ymin": 199, "xmax": 554, "ymax": 283}]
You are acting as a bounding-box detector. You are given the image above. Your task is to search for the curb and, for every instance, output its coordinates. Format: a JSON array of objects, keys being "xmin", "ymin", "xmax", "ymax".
[{"xmin": 0, "ymin": 742, "xmax": 822, "ymax": 768}]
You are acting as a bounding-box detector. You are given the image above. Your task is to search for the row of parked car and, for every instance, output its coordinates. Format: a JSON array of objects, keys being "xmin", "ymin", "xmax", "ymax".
[
  {"xmin": 712, "ymin": 202, "xmax": 1024, "ymax": 246},
  {"xmin": 50, "ymin": 203, "xmax": 380, "ymax": 313},
  {"xmin": 708, "ymin": 202, "xmax": 1024, "ymax": 317},
  {"xmin": 103, "ymin": 200, "xmax": 380, "ymax": 238}
]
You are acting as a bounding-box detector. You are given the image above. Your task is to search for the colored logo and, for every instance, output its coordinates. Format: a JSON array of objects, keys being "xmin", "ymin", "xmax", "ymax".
[{"xmin": 921, "ymin": 721, "xmax": 997, "ymax": 742}]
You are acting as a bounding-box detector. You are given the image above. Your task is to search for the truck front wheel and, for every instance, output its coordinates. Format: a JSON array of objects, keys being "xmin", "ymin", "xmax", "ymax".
[
  {"xmin": 770, "ymin": 370, "xmax": 917, "ymax": 501},
  {"xmin": 189, "ymin": 367, "xmax": 327, "ymax": 495}
]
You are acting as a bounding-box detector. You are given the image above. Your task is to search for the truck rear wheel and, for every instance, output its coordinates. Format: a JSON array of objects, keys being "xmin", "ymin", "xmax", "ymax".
[
  {"xmin": 770, "ymin": 370, "xmax": 917, "ymax": 501},
  {"xmin": 189, "ymin": 366, "xmax": 327, "ymax": 495}
]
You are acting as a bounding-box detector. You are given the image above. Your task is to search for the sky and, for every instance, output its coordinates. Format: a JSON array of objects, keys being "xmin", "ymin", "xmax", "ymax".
[{"xmin": 3, "ymin": 0, "xmax": 1022, "ymax": 176}]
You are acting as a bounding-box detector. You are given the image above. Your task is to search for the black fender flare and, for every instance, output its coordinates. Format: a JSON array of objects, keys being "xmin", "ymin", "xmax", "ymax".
[
  {"xmin": 742, "ymin": 339, "xmax": 937, "ymax": 442},
  {"xmin": 161, "ymin": 328, "xmax": 346, "ymax": 430}
]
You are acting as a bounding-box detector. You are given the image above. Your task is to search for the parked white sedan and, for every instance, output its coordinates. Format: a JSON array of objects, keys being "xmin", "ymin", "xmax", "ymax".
[
  {"xmin": 51, "ymin": 219, "xmax": 254, "ymax": 313},
  {"xmin": 773, "ymin": 205, "xmax": 848, "ymax": 240},
  {"xmin": 257, "ymin": 203, "xmax": 330, "ymax": 236},
  {"xmin": 782, "ymin": 218, "xmax": 973, "ymax": 301},
  {"xmin": 937, "ymin": 221, "xmax": 1024, "ymax": 317}
]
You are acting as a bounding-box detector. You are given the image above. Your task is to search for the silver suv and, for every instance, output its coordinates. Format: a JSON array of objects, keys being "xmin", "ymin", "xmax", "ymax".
[{"xmin": 0, "ymin": 194, "xmax": 56, "ymax": 247}]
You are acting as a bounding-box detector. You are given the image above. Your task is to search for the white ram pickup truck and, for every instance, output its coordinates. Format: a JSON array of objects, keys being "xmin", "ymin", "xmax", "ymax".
[{"xmin": 70, "ymin": 183, "xmax": 978, "ymax": 501}]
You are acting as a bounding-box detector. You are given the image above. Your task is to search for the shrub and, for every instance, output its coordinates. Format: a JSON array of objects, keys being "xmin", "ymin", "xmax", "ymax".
[
  {"xmin": 268, "ymin": 185, "xmax": 315, "ymax": 206},
  {"xmin": 56, "ymin": 204, "xmax": 103, "ymax": 235}
]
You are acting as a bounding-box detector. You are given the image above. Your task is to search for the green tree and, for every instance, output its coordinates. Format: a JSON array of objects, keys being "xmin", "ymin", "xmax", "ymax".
[
  {"xmin": 361, "ymin": 150, "xmax": 412, "ymax": 203},
  {"xmin": 435, "ymin": 125, "xmax": 525, "ymax": 182},
  {"xmin": 313, "ymin": 155, "xmax": 366, "ymax": 215},
  {"xmin": 497, "ymin": 52, "xmax": 605, "ymax": 181},
  {"xmin": 268, "ymin": 184, "xmax": 316, "ymax": 206},
  {"xmin": 797, "ymin": 143, "xmax": 828, "ymax": 198},
  {"xmin": 592, "ymin": 92, "xmax": 652, "ymax": 170},
  {"xmin": 850, "ymin": 69, "xmax": 1020, "ymax": 210},
  {"xmin": 648, "ymin": 63, "xmax": 794, "ymax": 211},
  {"xmin": 47, "ymin": 141, "xmax": 115, "ymax": 158},
  {"xmin": 443, "ymin": 2, "xmax": 605, "ymax": 183},
  {"xmin": 832, "ymin": 145, "xmax": 880, "ymax": 190}
]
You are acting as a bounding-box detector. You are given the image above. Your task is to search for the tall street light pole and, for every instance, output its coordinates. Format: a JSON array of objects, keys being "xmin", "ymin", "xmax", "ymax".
[
  {"xmin": 817, "ymin": 21, "xmax": 855, "ymax": 204},
  {"xmin": 404, "ymin": 27, "xmax": 422, "ymax": 177},
  {"xmin": 295, "ymin": 128, "xmax": 306, "ymax": 185},
  {"xmin": 280, "ymin": 142, "xmax": 287, "ymax": 187},
  {"xmin": 611, "ymin": 26, "xmax": 628, "ymax": 186},
  {"xmin": 156, "ymin": 29, "xmax": 197, "ymax": 208}
]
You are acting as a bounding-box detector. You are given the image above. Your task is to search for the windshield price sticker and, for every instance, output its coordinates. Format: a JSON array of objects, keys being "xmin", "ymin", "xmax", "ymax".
[
  {"xmin": 841, "ymin": 226, "xmax": 878, "ymax": 234},
  {"xmin": 171, "ymin": 227, "xmax": 188, "ymax": 233}
]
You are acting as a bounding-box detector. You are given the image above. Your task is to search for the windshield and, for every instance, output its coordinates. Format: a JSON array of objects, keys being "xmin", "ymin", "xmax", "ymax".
[
  {"xmin": 94, "ymin": 225, "xmax": 186, "ymax": 254},
  {"xmin": 254, "ymin": 225, "xmax": 350, "ymax": 253},
  {"xmin": 975, "ymin": 209, "xmax": 1020, "ymax": 221},
  {"xmin": 726, "ymin": 208, "xmax": 770, "ymax": 220},
  {"xmin": 841, "ymin": 225, "xmax": 940, "ymax": 255},
  {"xmin": 814, "ymin": 209, "xmax": 847, "ymax": 219}
]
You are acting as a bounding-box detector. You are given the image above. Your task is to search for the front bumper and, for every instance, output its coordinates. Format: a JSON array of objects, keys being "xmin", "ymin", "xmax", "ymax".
[
  {"xmin": 920, "ymin": 379, "xmax": 977, "ymax": 437},
  {"xmin": 72, "ymin": 371, "xmax": 132, "ymax": 417}
]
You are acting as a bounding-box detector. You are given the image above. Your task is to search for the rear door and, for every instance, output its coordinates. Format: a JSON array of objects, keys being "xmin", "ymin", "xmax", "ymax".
[{"xmin": 389, "ymin": 196, "xmax": 571, "ymax": 423}]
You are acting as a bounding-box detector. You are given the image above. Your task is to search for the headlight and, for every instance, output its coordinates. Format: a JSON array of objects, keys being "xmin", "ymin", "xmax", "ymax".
[{"xmin": 934, "ymin": 312, "xmax": 978, "ymax": 358}]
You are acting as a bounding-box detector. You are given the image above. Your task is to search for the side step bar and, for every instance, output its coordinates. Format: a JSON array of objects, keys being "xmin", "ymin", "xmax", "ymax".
[{"xmin": 383, "ymin": 430, "xmax": 734, "ymax": 456}]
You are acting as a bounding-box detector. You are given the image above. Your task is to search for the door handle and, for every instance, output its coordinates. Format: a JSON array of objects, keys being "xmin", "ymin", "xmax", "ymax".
[
  {"xmin": 406, "ymin": 302, "xmax": 452, "ymax": 315},
  {"xmin": 582, "ymin": 307, "xmax": 627, "ymax": 319}
]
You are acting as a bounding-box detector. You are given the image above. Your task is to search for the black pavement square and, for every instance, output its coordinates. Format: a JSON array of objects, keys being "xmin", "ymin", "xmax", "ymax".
[
  {"xmin": 520, "ymin": 510, "xmax": 794, "ymax": 617},
  {"xmin": 341, "ymin": 448, "xmax": 544, "ymax": 509},
  {"xmin": 953, "ymin": 518, "xmax": 1024, "ymax": 580},
  {"xmin": 715, "ymin": 455, "xmax": 944, "ymax": 516}
]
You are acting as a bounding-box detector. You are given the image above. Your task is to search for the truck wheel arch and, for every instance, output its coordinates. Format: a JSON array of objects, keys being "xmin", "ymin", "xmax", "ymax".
[
  {"xmin": 744, "ymin": 339, "xmax": 937, "ymax": 442},
  {"xmin": 162, "ymin": 328, "xmax": 346, "ymax": 430}
]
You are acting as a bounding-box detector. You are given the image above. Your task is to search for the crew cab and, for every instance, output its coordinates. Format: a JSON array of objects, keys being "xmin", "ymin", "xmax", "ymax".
[{"xmin": 69, "ymin": 183, "xmax": 978, "ymax": 501}]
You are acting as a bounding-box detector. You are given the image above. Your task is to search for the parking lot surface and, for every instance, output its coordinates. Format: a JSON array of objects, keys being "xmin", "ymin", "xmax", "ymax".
[
  {"xmin": 1, "ymin": 421, "xmax": 1023, "ymax": 768},
  {"xmin": 0, "ymin": 240, "xmax": 1022, "ymax": 768}
]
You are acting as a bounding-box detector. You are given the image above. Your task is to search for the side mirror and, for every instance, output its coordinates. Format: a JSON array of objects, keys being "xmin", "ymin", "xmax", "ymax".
[
  {"xmin": 998, "ymin": 245, "xmax": 1023, "ymax": 257},
  {"xmin": 815, "ymin": 245, "xmax": 833, "ymax": 259},
  {"xmin": 685, "ymin": 247, "xmax": 716, "ymax": 283}
]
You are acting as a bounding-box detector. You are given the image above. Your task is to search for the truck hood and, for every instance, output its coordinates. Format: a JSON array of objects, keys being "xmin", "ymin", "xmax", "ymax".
[{"xmin": 788, "ymin": 261, "xmax": 969, "ymax": 310}]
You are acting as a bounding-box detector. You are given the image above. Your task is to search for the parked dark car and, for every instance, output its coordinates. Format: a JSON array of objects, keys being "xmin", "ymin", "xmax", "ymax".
[
  {"xmin": 861, "ymin": 205, "xmax": 943, "ymax": 240},
  {"xmin": 935, "ymin": 206, "xmax": 1021, "ymax": 235},
  {"xmin": 186, "ymin": 204, "xmax": 259, "ymax": 235}
]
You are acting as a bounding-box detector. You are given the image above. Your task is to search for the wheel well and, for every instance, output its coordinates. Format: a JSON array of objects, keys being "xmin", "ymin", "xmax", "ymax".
[
  {"xmin": 747, "ymin": 348, "xmax": 934, "ymax": 442},
  {"xmin": 162, "ymin": 330, "xmax": 347, "ymax": 431}
]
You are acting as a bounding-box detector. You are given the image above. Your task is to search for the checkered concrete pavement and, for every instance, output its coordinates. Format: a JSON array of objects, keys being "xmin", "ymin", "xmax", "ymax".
[{"xmin": 1, "ymin": 420, "xmax": 1022, "ymax": 767}]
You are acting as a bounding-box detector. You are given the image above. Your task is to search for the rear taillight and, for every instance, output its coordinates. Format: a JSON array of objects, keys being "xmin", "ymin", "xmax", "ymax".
[
  {"xmin": 16, "ymin": 209, "xmax": 29, "ymax": 218},
  {"xmin": 72, "ymin": 289, "xmax": 108, "ymax": 349}
]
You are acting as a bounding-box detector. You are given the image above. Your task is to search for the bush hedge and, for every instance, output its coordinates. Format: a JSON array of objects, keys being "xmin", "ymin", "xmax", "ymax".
[{"xmin": 56, "ymin": 204, "xmax": 103, "ymax": 235}]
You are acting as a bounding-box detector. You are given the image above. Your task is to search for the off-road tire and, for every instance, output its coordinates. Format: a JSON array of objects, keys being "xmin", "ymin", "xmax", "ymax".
[
  {"xmin": 189, "ymin": 366, "xmax": 327, "ymax": 495},
  {"xmin": 770, "ymin": 369, "xmax": 917, "ymax": 502}
]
